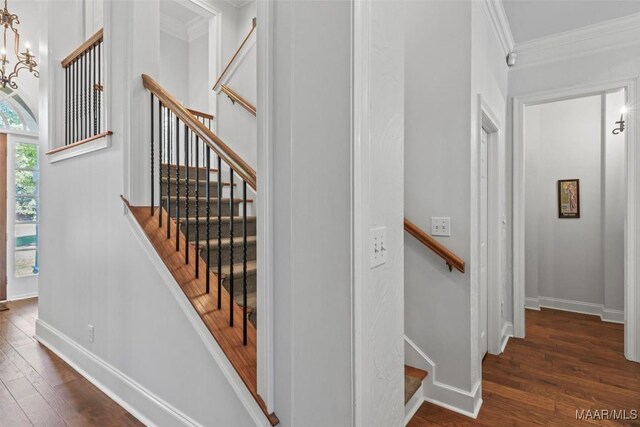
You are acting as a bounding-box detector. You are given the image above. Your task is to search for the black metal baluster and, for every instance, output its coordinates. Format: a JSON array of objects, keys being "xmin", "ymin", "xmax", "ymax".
[
  {"xmin": 175, "ymin": 115, "xmax": 180, "ymax": 251},
  {"xmin": 98, "ymin": 42, "xmax": 101, "ymax": 134},
  {"xmin": 195, "ymin": 135, "xmax": 200, "ymax": 278},
  {"xmin": 217, "ymin": 155, "xmax": 222, "ymax": 309},
  {"xmin": 185, "ymin": 125, "xmax": 190, "ymax": 264},
  {"xmin": 158, "ymin": 103, "xmax": 163, "ymax": 228},
  {"xmin": 150, "ymin": 94, "xmax": 154, "ymax": 216},
  {"xmin": 242, "ymin": 180, "xmax": 247, "ymax": 345},
  {"xmin": 229, "ymin": 169, "xmax": 235, "ymax": 327},
  {"xmin": 206, "ymin": 147, "xmax": 211, "ymax": 293},
  {"xmin": 93, "ymin": 45, "xmax": 97, "ymax": 136},
  {"xmin": 74, "ymin": 61, "xmax": 78, "ymax": 143},
  {"xmin": 167, "ymin": 111, "xmax": 172, "ymax": 239},
  {"xmin": 65, "ymin": 67, "xmax": 68, "ymax": 145},
  {"xmin": 81, "ymin": 54, "xmax": 85, "ymax": 140},
  {"xmin": 84, "ymin": 52, "xmax": 88, "ymax": 139}
]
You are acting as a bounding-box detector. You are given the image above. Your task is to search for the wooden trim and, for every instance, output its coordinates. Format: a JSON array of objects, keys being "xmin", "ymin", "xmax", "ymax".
[
  {"xmin": 404, "ymin": 218, "xmax": 465, "ymax": 273},
  {"xmin": 221, "ymin": 85, "xmax": 257, "ymax": 117},
  {"xmin": 187, "ymin": 108, "xmax": 215, "ymax": 121},
  {"xmin": 61, "ymin": 29, "xmax": 104, "ymax": 68},
  {"xmin": 45, "ymin": 131, "xmax": 113, "ymax": 155},
  {"xmin": 213, "ymin": 22, "xmax": 257, "ymax": 91},
  {"xmin": 0, "ymin": 134, "xmax": 6, "ymax": 301},
  {"xmin": 142, "ymin": 74, "xmax": 257, "ymax": 190}
]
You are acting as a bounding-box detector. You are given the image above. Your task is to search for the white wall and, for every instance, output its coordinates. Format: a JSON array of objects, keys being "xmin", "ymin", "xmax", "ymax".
[
  {"xmin": 354, "ymin": 1, "xmax": 405, "ymax": 426},
  {"xmin": 404, "ymin": 0, "xmax": 507, "ymax": 414},
  {"xmin": 270, "ymin": 1, "xmax": 353, "ymax": 425},
  {"xmin": 525, "ymin": 95, "xmax": 604, "ymax": 305},
  {"xmin": 188, "ymin": 34, "xmax": 209, "ymax": 112},
  {"xmin": 37, "ymin": 1, "xmax": 258, "ymax": 425},
  {"xmin": 159, "ymin": 31, "xmax": 189, "ymax": 104}
]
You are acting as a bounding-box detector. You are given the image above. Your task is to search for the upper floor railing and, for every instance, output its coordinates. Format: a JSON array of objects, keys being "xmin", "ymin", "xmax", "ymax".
[{"xmin": 61, "ymin": 29, "xmax": 106, "ymax": 147}]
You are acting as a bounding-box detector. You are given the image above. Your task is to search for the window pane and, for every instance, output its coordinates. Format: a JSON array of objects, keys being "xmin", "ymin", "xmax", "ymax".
[
  {"xmin": 0, "ymin": 102, "xmax": 23, "ymax": 130},
  {"xmin": 15, "ymin": 170, "xmax": 38, "ymax": 195},
  {"xmin": 15, "ymin": 223, "xmax": 36, "ymax": 248},
  {"xmin": 16, "ymin": 196, "xmax": 37, "ymax": 222},
  {"xmin": 15, "ymin": 143, "xmax": 38, "ymax": 169},
  {"xmin": 15, "ymin": 249, "xmax": 37, "ymax": 277}
]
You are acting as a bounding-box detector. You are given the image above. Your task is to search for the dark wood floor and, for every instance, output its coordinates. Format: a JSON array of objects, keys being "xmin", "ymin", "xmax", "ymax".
[
  {"xmin": 409, "ymin": 308, "xmax": 640, "ymax": 426},
  {"xmin": 0, "ymin": 298, "xmax": 143, "ymax": 426}
]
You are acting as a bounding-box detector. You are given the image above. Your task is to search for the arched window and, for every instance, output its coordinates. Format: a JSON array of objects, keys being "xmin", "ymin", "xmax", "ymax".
[{"xmin": 0, "ymin": 88, "xmax": 38, "ymax": 132}]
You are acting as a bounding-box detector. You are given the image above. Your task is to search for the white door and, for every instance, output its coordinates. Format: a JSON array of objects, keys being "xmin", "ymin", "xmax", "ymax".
[{"xmin": 480, "ymin": 128, "xmax": 489, "ymax": 358}]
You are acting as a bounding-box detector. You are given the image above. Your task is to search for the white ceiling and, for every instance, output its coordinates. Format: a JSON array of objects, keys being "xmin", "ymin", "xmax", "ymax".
[{"xmin": 502, "ymin": 0, "xmax": 640, "ymax": 44}]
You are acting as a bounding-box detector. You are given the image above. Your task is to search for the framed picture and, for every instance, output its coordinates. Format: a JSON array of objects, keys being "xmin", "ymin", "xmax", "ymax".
[{"xmin": 558, "ymin": 179, "xmax": 580, "ymax": 219}]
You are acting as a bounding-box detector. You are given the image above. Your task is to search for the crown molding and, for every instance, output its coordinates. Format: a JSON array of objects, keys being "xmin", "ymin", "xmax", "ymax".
[
  {"xmin": 481, "ymin": 0, "xmax": 515, "ymax": 56},
  {"xmin": 223, "ymin": 0, "xmax": 252, "ymax": 9},
  {"xmin": 160, "ymin": 13, "xmax": 189, "ymax": 42},
  {"xmin": 186, "ymin": 16, "xmax": 208, "ymax": 42},
  {"xmin": 513, "ymin": 12, "xmax": 640, "ymax": 69}
]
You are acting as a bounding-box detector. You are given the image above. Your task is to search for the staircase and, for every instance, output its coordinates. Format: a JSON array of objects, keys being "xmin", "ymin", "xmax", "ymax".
[
  {"xmin": 159, "ymin": 166, "xmax": 259, "ymax": 325},
  {"xmin": 404, "ymin": 365, "xmax": 428, "ymax": 421},
  {"xmin": 121, "ymin": 74, "xmax": 277, "ymax": 425}
]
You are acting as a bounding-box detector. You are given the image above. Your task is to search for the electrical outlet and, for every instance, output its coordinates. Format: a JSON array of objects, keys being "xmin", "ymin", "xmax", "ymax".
[
  {"xmin": 88, "ymin": 324, "xmax": 94, "ymax": 343},
  {"xmin": 370, "ymin": 226, "xmax": 388, "ymax": 268},
  {"xmin": 431, "ymin": 217, "xmax": 451, "ymax": 236}
]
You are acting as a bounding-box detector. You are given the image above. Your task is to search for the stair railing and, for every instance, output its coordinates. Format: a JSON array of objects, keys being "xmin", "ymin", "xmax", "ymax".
[
  {"xmin": 220, "ymin": 85, "xmax": 256, "ymax": 117},
  {"xmin": 212, "ymin": 19, "xmax": 256, "ymax": 92},
  {"xmin": 143, "ymin": 74, "xmax": 255, "ymax": 345},
  {"xmin": 61, "ymin": 29, "xmax": 108, "ymax": 147},
  {"xmin": 404, "ymin": 218, "xmax": 465, "ymax": 273}
]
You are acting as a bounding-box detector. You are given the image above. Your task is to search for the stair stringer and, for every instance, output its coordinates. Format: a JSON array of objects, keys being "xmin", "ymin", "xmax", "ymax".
[
  {"xmin": 124, "ymin": 205, "xmax": 271, "ymax": 427},
  {"xmin": 404, "ymin": 335, "xmax": 482, "ymax": 419}
]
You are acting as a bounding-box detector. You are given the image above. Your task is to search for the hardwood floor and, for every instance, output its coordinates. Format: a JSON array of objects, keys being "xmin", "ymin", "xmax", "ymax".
[
  {"xmin": 409, "ymin": 308, "xmax": 640, "ymax": 426},
  {"xmin": 0, "ymin": 298, "xmax": 143, "ymax": 426}
]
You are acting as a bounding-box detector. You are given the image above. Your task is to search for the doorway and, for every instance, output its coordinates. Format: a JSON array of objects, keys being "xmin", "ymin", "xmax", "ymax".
[
  {"xmin": 477, "ymin": 96, "xmax": 504, "ymax": 359},
  {"xmin": 513, "ymin": 79, "xmax": 639, "ymax": 363}
]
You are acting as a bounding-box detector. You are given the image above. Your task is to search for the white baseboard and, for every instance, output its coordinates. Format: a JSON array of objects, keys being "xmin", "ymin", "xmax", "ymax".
[
  {"xmin": 7, "ymin": 292, "xmax": 39, "ymax": 302},
  {"xmin": 526, "ymin": 296, "xmax": 624, "ymax": 324},
  {"xmin": 525, "ymin": 297, "xmax": 540, "ymax": 310},
  {"xmin": 404, "ymin": 336, "xmax": 482, "ymax": 419},
  {"xmin": 35, "ymin": 319, "xmax": 200, "ymax": 427},
  {"xmin": 404, "ymin": 383, "xmax": 424, "ymax": 426},
  {"xmin": 500, "ymin": 322, "xmax": 513, "ymax": 353}
]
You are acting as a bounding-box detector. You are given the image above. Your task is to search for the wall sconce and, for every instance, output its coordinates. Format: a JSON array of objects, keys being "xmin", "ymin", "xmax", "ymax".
[{"xmin": 612, "ymin": 106, "xmax": 627, "ymax": 135}]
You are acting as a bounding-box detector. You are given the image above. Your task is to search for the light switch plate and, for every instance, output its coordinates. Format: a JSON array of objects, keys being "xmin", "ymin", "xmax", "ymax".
[
  {"xmin": 431, "ymin": 217, "xmax": 451, "ymax": 236},
  {"xmin": 370, "ymin": 226, "xmax": 387, "ymax": 268}
]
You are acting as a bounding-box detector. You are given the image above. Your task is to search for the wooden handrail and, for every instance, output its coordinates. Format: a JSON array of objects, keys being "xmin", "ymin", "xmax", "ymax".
[
  {"xmin": 142, "ymin": 74, "xmax": 257, "ymax": 191},
  {"xmin": 213, "ymin": 21, "xmax": 256, "ymax": 92},
  {"xmin": 61, "ymin": 29, "xmax": 104, "ymax": 68},
  {"xmin": 46, "ymin": 131, "xmax": 112, "ymax": 155},
  {"xmin": 404, "ymin": 218, "xmax": 465, "ymax": 273},
  {"xmin": 187, "ymin": 108, "xmax": 215, "ymax": 121},
  {"xmin": 221, "ymin": 85, "xmax": 256, "ymax": 117}
]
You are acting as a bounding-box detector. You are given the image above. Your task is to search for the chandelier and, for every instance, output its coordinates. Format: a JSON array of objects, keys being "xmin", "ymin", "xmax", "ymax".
[{"xmin": 0, "ymin": 0, "xmax": 37, "ymax": 90}]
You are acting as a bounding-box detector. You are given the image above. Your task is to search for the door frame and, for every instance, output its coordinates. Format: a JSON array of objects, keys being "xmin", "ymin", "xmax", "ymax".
[
  {"xmin": 476, "ymin": 95, "xmax": 504, "ymax": 357},
  {"xmin": 512, "ymin": 77, "xmax": 639, "ymax": 362}
]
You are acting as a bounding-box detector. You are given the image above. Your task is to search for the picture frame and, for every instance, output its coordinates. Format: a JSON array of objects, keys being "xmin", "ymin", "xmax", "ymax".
[{"xmin": 557, "ymin": 179, "xmax": 580, "ymax": 219}]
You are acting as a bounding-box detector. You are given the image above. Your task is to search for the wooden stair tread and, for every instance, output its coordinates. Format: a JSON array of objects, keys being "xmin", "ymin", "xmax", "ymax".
[
  {"xmin": 180, "ymin": 215, "xmax": 257, "ymax": 224},
  {"xmin": 160, "ymin": 163, "xmax": 218, "ymax": 172},
  {"xmin": 161, "ymin": 177, "xmax": 235, "ymax": 186},
  {"xmin": 196, "ymin": 235, "xmax": 257, "ymax": 249},
  {"xmin": 221, "ymin": 260, "xmax": 257, "ymax": 277},
  {"xmin": 404, "ymin": 375, "xmax": 422, "ymax": 405},
  {"xmin": 162, "ymin": 196, "xmax": 254, "ymax": 203},
  {"xmin": 405, "ymin": 365, "xmax": 428, "ymax": 382}
]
